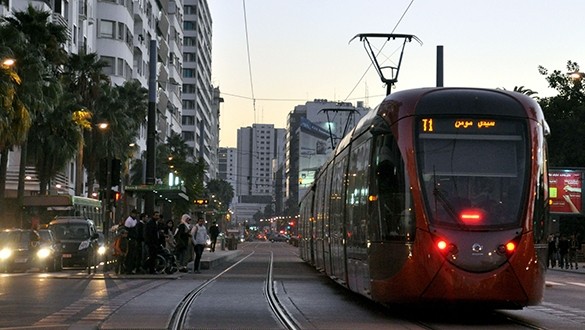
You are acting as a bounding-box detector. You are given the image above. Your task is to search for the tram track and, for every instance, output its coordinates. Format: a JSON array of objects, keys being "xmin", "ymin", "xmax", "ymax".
[{"xmin": 168, "ymin": 249, "xmax": 299, "ymax": 330}]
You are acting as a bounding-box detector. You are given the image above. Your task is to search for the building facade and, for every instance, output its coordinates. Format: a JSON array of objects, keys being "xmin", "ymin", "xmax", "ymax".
[
  {"xmin": 234, "ymin": 124, "xmax": 285, "ymax": 224},
  {"xmin": 181, "ymin": 0, "xmax": 219, "ymax": 181},
  {"xmin": 284, "ymin": 99, "xmax": 369, "ymax": 214}
]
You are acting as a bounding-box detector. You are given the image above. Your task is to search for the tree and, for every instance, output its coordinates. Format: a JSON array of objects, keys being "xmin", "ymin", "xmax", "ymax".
[
  {"xmin": 0, "ymin": 5, "xmax": 67, "ymax": 204},
  {"xmin": 206, "ymin": 179, "xmax": 234, "ymax": 209},
  {"xmin": 538, "ymin": 60, "xmax": 585, "ymax": 167},
  {"xmin": 0, "ymin": 39, "xmax": 28, "ymax": 201},
  {"xmin": 61, "ymin": 50, "xmax": 110, "ymax": 195}
]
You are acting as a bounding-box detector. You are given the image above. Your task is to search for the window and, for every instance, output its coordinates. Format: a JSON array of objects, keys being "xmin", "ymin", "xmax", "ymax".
[
  {"xmin": 100, "ymin": 20, "xmax": 115, "ymax": 38},
  {"xmin": 184, "ymin": 37, "xmax": 195, "ymax": 46},
  {"xmin": 101, "ymin": 56, "xmax": 115, "ymax": 75},
  {"xmin": 183, "ymin": 68, "xmax": 194, "ymax": 78},
  {"xmin": 117, "ymin": 22, "xmax": 125, "ymax": 40}
]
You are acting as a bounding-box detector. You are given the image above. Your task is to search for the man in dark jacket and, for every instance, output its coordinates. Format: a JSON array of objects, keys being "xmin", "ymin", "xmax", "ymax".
[
  {"xmin": 144, "ymin": 211, "xmax": 160, "ymax": 274},
  {"xmin": 209, "ymin": 221, "xmax": 220, "ymax": 252}
]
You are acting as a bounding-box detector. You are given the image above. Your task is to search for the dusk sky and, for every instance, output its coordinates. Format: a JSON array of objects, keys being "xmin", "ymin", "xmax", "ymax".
[{"xmin": 209, "ymin": 0, "xmax": 585, "ymax": 147}]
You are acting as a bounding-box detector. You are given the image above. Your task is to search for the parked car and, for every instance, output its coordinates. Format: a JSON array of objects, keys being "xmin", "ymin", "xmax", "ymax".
[
  {"xmin": 0, "ymin": 228, "xmax": 62, "ymax": 272},
  {"xmin": 48, "ymin": 217, "xmax": 100, "ymax": 268}
]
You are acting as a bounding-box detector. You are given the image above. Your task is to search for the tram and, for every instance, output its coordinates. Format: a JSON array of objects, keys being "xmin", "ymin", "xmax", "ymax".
[{"xmin": 298, "ymin": 87, "xmax": 550, "ymax": 309}]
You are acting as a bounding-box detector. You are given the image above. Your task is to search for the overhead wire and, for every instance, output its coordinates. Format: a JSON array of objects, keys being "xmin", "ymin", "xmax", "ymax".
[{"xmin": 242, "ymin": 0, "xmax": 257, "ymax": 122}]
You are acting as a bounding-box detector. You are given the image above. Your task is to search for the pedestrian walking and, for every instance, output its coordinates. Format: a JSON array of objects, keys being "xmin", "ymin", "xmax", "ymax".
[
  {"xmin": 209, "ymin": 221, "xmax": 220, "ymax": 252},
  {"xmin": 124, "ymin": 209, "xmax": 139, "ymax": 274},
  {"xmin": 174, "ymin": 214, "xmax": 192, "ymax": 272},
  {"xmin": 191, "ymin": 217, "xmax": 208, "ymax": 273}
]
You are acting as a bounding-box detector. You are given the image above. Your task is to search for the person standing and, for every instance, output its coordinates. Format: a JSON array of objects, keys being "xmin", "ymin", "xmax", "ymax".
[
  {"xmin": 209, "ymin": 221, "xmax": 220, "ymax": 252},
  {"xmin": 175, "ymin": 214, "xmax": 191, "ymax": 272},
  {"xmin": 191, "ymin": 217, "xmax": 208, "ymax": 273},
  {"xmin": 135, "ymin": 213, "xmax": 147, "ymax": 273},
  {"xmin": 124, "ymin": 209, "xmax": 139, "ymax": 274},
  {"xmin": 113, "ymin": 229, "xmax": 129, "ymax": 275},
  {"xmin": 144, "ymin": 211, "xmax": 160, "ymax": 274}
]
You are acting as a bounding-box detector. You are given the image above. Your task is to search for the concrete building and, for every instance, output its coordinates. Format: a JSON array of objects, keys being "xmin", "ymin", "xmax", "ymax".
[
  {"xmin": 234, "ymin": 124, "xmax": 285, "ymax": 225},
  {"xmin": 284, "ymin": 99, "xmax": 370, "ymax": 214},
  {"xmin": 181, "ymin": 0, "xmax": 219, "ymax": 181},
  {"xmin": 217, "ymin": 147, "xmax": 237, "ymax": 208}
]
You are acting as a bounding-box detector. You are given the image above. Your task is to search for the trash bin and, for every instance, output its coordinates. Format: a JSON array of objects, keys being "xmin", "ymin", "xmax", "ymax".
[{"xmin": 227, "ymin": 237, "xmax": 238, "ymax": 250}]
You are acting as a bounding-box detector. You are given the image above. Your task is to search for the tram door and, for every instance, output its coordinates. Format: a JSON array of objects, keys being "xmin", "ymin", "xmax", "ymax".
[
  {"xmin": 330, "ymin": 149, "xmax": 349, "ymax": 283},
  {"xmin": 321, "ymin": 166, "xmax": 334, "ymax": 274}
]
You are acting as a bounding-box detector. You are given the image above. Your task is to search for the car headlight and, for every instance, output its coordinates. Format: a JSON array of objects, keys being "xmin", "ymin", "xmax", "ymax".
[
  {"xmin": 78, "ymin": 240, "xmax": 90, "ymax": 250},
  {"xmin": 37, "ymin": 247, "xmax": 51, "ymax": 259},
  {"xmin": 0, "ymin": 248, "xmax": 13, "ymax": 260},
  {"xmin": 97, "ymin": 246, "xmax": 106, "ymax": 255}
]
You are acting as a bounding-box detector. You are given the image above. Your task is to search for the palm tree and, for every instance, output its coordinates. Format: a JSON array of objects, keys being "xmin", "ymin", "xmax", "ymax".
[
  {"xmin": 27, "ymin": 97, "xmax": 82, "ymax": 194},
  {"xmin": 2, "ymin": 5, "xmax": 68, "ymax": 203},
  {"xmin": 84, "ymin": 80, "xmax": 147, "ymax": 195},
  {"xmin": 0, "ymin": 34, "xmax": 31, "ymax": 204},
  {"xmin": 62, "ymin": 50, "xmax": 110, "ymax": 195}
]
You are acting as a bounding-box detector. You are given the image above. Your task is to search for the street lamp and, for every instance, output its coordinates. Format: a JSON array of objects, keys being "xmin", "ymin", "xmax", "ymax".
[{"xmin": 1, "ymin": 58, "xmax": 15, "ymax": 67}]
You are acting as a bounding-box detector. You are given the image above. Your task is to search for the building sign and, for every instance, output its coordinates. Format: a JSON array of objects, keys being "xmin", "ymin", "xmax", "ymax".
[{"xmin": 549, "ymin": 168, "xmax": 583, "ymax": 215}]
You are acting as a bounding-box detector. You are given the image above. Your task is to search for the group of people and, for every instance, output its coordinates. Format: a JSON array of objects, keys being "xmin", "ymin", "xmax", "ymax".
[
  {"xmin": 547, "ymin": 233, "xmax": 581, "ymax": 270},
  {"xmin": 111, "ymin": 209, "xmax": 221, "ymax": 275}
]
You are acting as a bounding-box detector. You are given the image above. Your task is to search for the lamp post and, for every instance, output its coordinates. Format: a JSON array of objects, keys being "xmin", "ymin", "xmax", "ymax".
[
  {"xmin": 98, "ymin": 122, "xmax": 111, "ymax": 234},
  {"xmin": 98, "ymin": 122, "xmax": 111, "ymax": 273}
]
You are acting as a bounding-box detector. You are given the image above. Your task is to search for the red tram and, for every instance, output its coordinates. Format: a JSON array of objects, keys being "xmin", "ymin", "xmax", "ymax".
[{"xmin": 298, "ymin": 87, "xmax": 550, "ymax": 309}]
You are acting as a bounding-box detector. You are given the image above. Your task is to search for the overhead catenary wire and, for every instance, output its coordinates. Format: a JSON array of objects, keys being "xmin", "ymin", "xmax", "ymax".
[{"xmin": 242, "ymin": 0, "xmax": 258, "ymax": 122}]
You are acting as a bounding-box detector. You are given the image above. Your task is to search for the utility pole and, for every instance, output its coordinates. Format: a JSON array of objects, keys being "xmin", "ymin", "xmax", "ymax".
[{"xmin": 145, "ymin": 39, "xmax": 157, "ymax": 215}]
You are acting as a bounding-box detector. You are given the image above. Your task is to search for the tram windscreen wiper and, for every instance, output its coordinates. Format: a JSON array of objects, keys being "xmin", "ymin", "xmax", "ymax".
[{"xmin": 433, "ymin": 186, "xmax": 466, "ymax": 227}]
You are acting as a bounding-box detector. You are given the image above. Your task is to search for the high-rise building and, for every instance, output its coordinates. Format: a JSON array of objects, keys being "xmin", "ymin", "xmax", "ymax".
[
  {"xmin": 182, "ymin": 0, "xmax": 219, "ymax": 181},
  {"xmin": 234, "ymin": 124, "xmax": 285, "ymax": 224},
  {"xmin": 218, "ymin": 147, "xmax": 237, "ymax": 207},
  {"xmin": 284, "ymin": 99, "xmax": 369, "ymax": 214}
]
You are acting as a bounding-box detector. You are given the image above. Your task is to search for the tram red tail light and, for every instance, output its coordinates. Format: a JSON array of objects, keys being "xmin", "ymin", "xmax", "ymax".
[
  {"xmin": 497, "ymin": 237, "xmax": 520, "ymax": 257},
  {"xmin": 434, "ymin": 237, "xmax": 458, "ymax": 255}
]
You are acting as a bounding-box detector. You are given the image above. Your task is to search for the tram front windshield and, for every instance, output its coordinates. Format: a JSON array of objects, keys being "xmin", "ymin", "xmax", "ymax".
[{"xmin": 416, "ymin": 117, "xmax": 528, "ymax": 228}]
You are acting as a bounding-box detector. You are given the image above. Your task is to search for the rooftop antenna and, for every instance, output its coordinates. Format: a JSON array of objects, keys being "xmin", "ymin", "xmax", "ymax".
[{"xmin": 350, "ymin": 33, "xmax": 422, "ymax": 95}]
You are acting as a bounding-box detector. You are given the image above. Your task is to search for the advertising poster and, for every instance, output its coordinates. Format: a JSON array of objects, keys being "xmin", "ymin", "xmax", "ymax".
[{"xmin": 549, "ymin": 169, "xmax": 583, "ymax": 214}]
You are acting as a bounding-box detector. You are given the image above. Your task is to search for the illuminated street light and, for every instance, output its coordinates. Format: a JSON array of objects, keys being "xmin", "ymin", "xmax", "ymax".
[{"xmin": 2, "ymin": 58, "xmax": 15, "ymax": 67}]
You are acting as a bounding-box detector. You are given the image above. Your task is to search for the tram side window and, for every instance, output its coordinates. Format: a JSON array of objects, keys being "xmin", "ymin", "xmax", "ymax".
[
  {"xmin": 345, "ymin": 139, "xmax": 371, "ymax": 253},
  {"xmin": 369, "ymin": 134, "xmax": 412, "ymax": 241}
]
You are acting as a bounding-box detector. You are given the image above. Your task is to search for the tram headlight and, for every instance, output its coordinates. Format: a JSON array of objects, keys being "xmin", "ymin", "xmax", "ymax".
[
  {"xmin": 0, "ymin": 248, "xmax": 13, "ymax": 260},
  {"xmin": 97, "ymin": 245, "xmax": 107, "ymax": 256}
]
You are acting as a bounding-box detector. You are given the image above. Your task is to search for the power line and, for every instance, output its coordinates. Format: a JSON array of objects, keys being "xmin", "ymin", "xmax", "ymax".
[{"xmin": 219, "ymin": 91, "xmax": 385, "ymax": 103}]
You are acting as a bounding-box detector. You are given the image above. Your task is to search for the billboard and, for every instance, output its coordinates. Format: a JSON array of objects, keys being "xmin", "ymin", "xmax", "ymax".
[{"xmin": 549, "ymin": 168, "xmax": 584, "ymax": 215}]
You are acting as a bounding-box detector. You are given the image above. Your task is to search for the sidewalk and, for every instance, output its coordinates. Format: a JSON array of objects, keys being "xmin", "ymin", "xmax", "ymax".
[{"xmin": 547, "ymin": 262, "xmax": 585, "ymax": 275}]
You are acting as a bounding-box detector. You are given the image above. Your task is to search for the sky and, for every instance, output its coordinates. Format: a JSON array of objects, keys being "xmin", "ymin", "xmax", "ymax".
[{"xmin": 209, "ymin": 0, "xmax": 585, "ymax": 147}]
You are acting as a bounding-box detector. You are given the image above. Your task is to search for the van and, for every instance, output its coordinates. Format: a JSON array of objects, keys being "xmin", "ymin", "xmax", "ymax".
[{"xmin": 48, "ymin": 217, "xmax": 99, "ymax": 268}]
